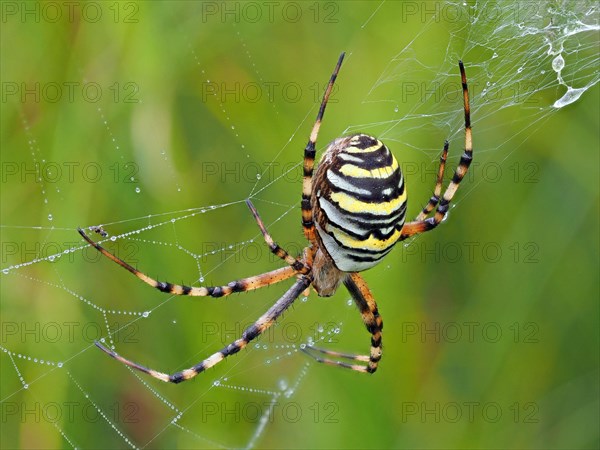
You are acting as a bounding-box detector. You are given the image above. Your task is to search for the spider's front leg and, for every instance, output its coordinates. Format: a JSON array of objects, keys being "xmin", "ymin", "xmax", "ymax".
[
  {"xmin": 301, "ymin": 52, "xmax": 345, "ymax": 247},
  {"xmin": 302, "ymin": 272, "xmax": 383, "ymax": 373}
]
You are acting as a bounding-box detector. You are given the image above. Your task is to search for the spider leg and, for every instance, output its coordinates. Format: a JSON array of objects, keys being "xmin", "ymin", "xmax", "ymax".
[
  {"xmin": 302, "ymin": 272, "xmax": 382, "ymax": 373},
  {"xmin": 96, "ymin": 276, "xmax": 312, "ymax": 383},
  {"xmin": 400, "ymin": 60, "xmax": 472, "ymax": 240},
  {"xmin": 414, "ymin": 140, "xmax": 448, "ymax": 221},
  {"xmin": 301, "ymin": 346, "xmax": 370, "ymax": 362},
  {"xmin": 246, "ymin": 199, "xmax": 310, "ymax": 274},
  {"xmin": 302, "ymin": 52, "xmax": 345, "ymax": 247},
  {"xmin": 78, "ymin": 228, "xmax": 297, "ymax": 297}
]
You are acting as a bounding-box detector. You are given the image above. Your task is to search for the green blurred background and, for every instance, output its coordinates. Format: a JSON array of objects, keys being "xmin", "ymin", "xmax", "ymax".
[{"xmin": 1, "ymin": 1, "xmax": 598, "ymax": 449}]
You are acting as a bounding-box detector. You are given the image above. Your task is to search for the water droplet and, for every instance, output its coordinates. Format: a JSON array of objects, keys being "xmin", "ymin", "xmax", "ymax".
[
  {"xmin": 552, "ymin": 54, "xmax": 565, "ymax": 72},
  {"xmin": 142, "ymin": 311, "xmax": 149, "ymax": 318},
  {"xmin": 256, "ymin": 174, "xmax": 261, "ymax": 180},
  {"xmin": 394, "ymin": 105, "xmax": 399, "ymax": 113},
  {"xmin": 553, "ymin": 86, "xmax": 587, "ymax": 108},
  {"xmin": 213, "ymin": 380, "xmax": 221, "ymax": 386},
  {"xmin": 57, "ymin": 362, "xmax": 63, "ymax": 368},
  {"xmin": 47, "ymin": 214, "xmax": 53, "ymax": 221},
  {"xmin": 135, "ymin": 187, "xmax": 141, "ymax": 193}
]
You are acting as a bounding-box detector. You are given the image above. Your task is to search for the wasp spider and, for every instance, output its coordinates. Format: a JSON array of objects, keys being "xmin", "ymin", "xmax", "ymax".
[{"xmin": 79, "ymin": 52, "xmax": 472, "ymax": 383}]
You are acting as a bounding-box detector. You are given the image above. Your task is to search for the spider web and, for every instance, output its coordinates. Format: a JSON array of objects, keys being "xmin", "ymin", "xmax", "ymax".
[{"xmin": 1, "ymin": 1, "xmax": 598, "ymax": 449}]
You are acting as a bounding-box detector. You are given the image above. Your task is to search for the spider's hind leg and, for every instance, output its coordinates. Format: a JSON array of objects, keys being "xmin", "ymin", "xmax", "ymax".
[
  {"xmin": 400, "ymin": 61, "xmax": 472, "ymax": 240},
  {"xmin": 415, "ymin": 140, "xmax": 449, "ymax": 221},
  {"xmin": 96, "ymin": 276, "xmax": 312, "ymax": 383},
  {"xmin": 301, "ymin": 272, "xmax": 382, "ymax": 374}
]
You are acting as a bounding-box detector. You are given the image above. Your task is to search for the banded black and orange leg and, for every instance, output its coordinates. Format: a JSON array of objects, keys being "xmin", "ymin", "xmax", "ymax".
[
  {"xmin": 245, "ymin": 199, "xmax": 309, "ymax": 274},
  {"xmin": 96, "ymin": 276, "xmax": 312, "ymax": 383},
  {"xmin": 400, "ymin": 60, "xmax": 472, "ymax": 240},
  {"xmin": 415, "ymin": 140, "xmax": 448, "ymax": 221},
  {"xmin": 78, "ymin": 228, "xmax": 297, "ymax": 297},
  {"xmin": 302, "ymin": 272, "xmax": 383, "ymax": 373},
  {"xmin": 302, "ymin": 52, "xmax": 345, "ymax": 246}
]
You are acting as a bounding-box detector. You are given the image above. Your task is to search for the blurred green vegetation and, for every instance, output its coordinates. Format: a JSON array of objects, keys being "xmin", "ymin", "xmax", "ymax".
[{"xmin": 1, "ymin": 2, "xmax": 598, "ymax": 449}]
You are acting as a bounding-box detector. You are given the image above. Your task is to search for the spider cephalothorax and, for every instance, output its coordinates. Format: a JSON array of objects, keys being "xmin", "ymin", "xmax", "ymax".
[{"xmin": 79, "ymin": 52, "xmax": 472, "ymax": 383}]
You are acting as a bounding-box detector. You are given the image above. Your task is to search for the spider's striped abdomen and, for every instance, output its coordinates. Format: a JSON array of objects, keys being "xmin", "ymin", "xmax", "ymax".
[{"xmin": 312, "ymin": 134, "xmax": 407, "ymax": 272}]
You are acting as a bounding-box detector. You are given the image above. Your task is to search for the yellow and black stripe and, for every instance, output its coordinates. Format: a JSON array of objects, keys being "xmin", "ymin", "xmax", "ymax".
[{"xmin": 312, "ymin": 134, "xmax": 406, "ymax": 272}]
